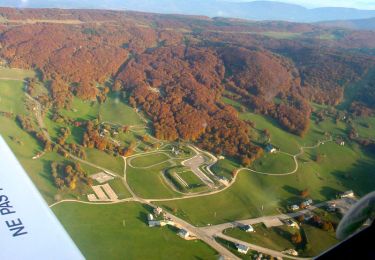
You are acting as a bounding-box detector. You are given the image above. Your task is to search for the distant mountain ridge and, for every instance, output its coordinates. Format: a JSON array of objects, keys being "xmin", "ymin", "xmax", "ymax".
[
  {"xmin": 0, "ymin": 0, "xmax": 375, "ymax": 23},
  {"xmin": 319, "ymin": 17, "xmax": 375, "ymax": 31}
]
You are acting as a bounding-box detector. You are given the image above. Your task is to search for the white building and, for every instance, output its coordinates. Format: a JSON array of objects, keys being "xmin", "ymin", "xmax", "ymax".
[
  {"xmin": 235, "ymin": 244, "xmax": 249, "ymax": 254},
  {"xmin": 285, "ymin": 219, "xmax": 298, "ymax": 228},
  {"xmin": 290, "ymin": 204, "xmax": 299, "ymax": 211},
  {"xmin": 178, "ymin": 229, "xmax": 190, "ymax": 239},
  {"xmin": 242, "ymin": 224, "xmax": 254, "ymax": 232},
  {"xmin": 340, "ymin": 190, "xmax": 355, "ymax": 198}
]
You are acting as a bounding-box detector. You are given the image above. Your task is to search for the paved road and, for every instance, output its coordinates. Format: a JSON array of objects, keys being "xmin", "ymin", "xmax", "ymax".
[
  {"xmin": 202, "ymin": 199, "xmax": 341, "ymax": 236},
  {"xmin": 29, "ymin": 88, "xmax": 338, "ymax": 260},
  {"xmin": 182, "ymin": 154, "xmax": 216, "ymax": 188}
]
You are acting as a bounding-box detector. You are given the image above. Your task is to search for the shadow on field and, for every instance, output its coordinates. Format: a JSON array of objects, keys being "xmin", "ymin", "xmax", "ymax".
[
  {"xmin": 137, "ymin": 203, "xmax": 154, "ymax": 225},
  {"xmin": 283, "ymin": 185, "xmax": 300, "ymax": 196},
  {"xmin": 331, "ymin": 159, "xmax": 375, "ymax": 197},
  {"xmin": 320, "ymin": 186, "xmax": 341, "ymax": 200}
]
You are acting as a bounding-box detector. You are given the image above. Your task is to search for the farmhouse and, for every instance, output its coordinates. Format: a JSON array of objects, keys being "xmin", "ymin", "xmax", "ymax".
[
  {"xmin": 301, "ymin": 198, "xmax": 313, "ymax": 208},
  {"xmin": 289, "ymin": 204, "xmax": 299, "ymax": 211},
  {"xmin": 327, "ymin": 202, "xmax": 336, "ymax": 212},
  {"xmin": 235, "ymin": 243, "xmax": 249, "ymax": 254},
  {"xmin": 242, "ymin": 224, "xmax": 254, "ymax": 232},
  {"xmin": 178, "ymin": 229, "xmax": 190, "ymax": 239},
  {"xmin": 285, "ymin": 219, "xmax": 298, "ymax": 228},
  {"xmin": 265, "ymin": 144, "xmax": 277, "ymax": 153}
]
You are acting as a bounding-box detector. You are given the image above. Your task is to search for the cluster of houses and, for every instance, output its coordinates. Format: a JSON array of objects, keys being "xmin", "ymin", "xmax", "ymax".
[
  {"xmin": 99, "ymin": 127, "xmax": 119, "ymax": 138},
  {"xmin": 147, "ymin": 207, "xmax": 195, "ymax": 240},
  {"xmin": 171, "ymin": 146, "xmax": 181, "ymax": 156},
  {"xmin": 288, "ymin": 198, "xmax": 313, "ymax": 212},
  {"xmin": 147, "ymin": 207, "xmax": 172, "ymax": 227}
]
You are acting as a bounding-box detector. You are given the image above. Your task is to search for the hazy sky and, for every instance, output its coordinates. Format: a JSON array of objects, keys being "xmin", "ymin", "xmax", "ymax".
[
  {"xmin": 13, "ymin": 0, "xmax": 375, "ymax": 10},
  {"xmin": 238, "ymin": 0, "xmax": 375, "ymax": 9}
]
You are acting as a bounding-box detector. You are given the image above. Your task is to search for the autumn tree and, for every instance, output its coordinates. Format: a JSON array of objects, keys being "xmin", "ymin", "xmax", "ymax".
[
  {"xmin": 291, "ymin": 232, "xmax": 302, "ymax": 244},
  {"xmin": 300, "ymin": 188, "xmax": 309, "ymax": 198}
]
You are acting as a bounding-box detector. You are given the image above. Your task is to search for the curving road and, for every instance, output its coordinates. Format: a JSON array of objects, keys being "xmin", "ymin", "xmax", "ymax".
[{"xmin": 26, "ymin": 89, "xmax": 336, "ymax": 260}]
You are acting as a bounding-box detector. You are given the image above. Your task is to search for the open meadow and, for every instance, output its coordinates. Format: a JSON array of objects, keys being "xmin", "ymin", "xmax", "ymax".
[{"xmin": 52, "ymin": 202, "xmax": 218, "ymax": 260}]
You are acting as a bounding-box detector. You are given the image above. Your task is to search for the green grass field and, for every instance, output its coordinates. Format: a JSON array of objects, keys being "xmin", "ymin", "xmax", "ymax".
[
  {"xmin": 107, "ymin": 178, "xmax": 132, "ymax": 199},
  {"xmin": 157, "ymin": 172, "xmax": 280, "ymax": 226},
  {"xmin": 179, "ymin": 170, "xmax": 206, "ymax": 189},
  {"xmin": 52, "ymin": 202, "xmax": 218, "ymax": 260},
  {"xmin": 99, "ymin": 93, "xmax": 144, "ymax": 126},
  {"xmin": 251, "ymin": 152, "xmax": 295, "ymax": 174},
  {"xmin": 60, "ymin": 93, "xmax": 144, "ymax": 126},
  {"xmin": 130, "ymin": 152, "xmax": 170, "ymax": 168},
  {"xmin": 302, "ymin": 224, "xmax": 338, "ymax": 257},
  {"xmin": 0, "ymin": 79, "xmax": 28, "ymax": 115},
  {"xmin": 224, "ymin": 224, "xmax": 295, "ymax": 252},
  {"xmin": 85, "ymin": 148, "xmax": 124, "ymax": 175},
  {"xmin": 127, "ymin": 161, "xmax": 182, "ymax": 199},
  {"xmin": 61, "ymin": 97, "xmax": 99, "ymax": 121},
  {"xmin": 353, "ymin": 116, "xmax": 375, "ymax": 139}
]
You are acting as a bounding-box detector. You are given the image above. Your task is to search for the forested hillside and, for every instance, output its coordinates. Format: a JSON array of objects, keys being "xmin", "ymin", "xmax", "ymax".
[{"xmin": 0, "ymin": 7, "xmax": 374, "ymax": 162}]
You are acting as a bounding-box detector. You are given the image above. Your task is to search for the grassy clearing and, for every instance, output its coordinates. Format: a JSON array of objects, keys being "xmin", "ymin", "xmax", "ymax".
[
  {"xmin": 99, "ymin": 93, "xmax": 144, "ymax": 126},
  {"xmin": 61, "ymin": 97, "xmax": 99, "ymax": 121},
  {"xmin": 224, "ymin": 224, "xmax": 295, "ymax": 252},
  {"xmin": 0, "ymin": 80, "xmax": 28, "ymax": 114},
  {"xmin": 61, "ymin": 93, "xmax": 144, "ymax": 127},
  {"xmin": 258, "ymin": 31, "xmax": 301, "ymax": 39},
  {"xmin": 44, "ymin": 112, "xmax": 85, "ymax": 144},
  {"xmin": 353, "ymin": 116, "xmax": 375, "ymax": 139},
  {"xmin": 0, "ymin": 67, "xmax": 35, "ymax": 80},
  {"xmin": 53, "ymin": 202, "xmax": 218, "ymax": 260},
  {"xmin": 130, "ymin": 153, "xmax": 170, "ymax": 168},
  {"xmin": 85, "ymin": 148, "xmax": 124, "ymax": 175},
  {"xmin": 251, "ymin": 152, "xmax": 295, "ymax": 174},
  {"xmin": 127, "ymin": 161, "xmax": 181, "ymax": 199}
]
